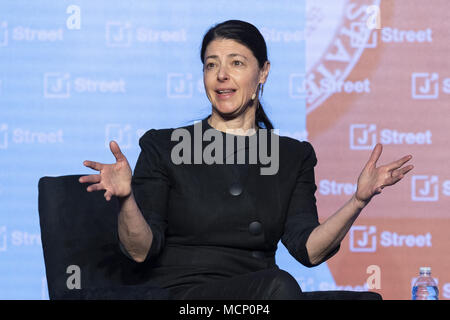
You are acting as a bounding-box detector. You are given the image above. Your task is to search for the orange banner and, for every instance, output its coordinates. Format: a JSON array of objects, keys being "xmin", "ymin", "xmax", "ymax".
[{"xmin": 305, "ymin": 0, "xmax": 450, "ymax": 299}]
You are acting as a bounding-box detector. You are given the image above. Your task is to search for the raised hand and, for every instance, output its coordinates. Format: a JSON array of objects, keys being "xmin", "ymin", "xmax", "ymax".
[
  {"xmin": 79, "ymin": 141, "xmax": 132, "ymax": 201},
  {"xmin": 355, "ymin": 143, "xmax": 414, "ymax": 205}
]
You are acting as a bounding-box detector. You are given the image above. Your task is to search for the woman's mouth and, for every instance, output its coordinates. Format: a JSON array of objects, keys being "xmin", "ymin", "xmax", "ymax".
[{"xmin": 215, "ymin": 89, "xmax": 237, "ymax": 99}]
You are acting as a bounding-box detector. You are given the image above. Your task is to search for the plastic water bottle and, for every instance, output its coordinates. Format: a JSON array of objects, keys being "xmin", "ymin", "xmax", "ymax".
[{"xmin": 412, "ymin": 267, "xmax": 439, "ymax": 300}]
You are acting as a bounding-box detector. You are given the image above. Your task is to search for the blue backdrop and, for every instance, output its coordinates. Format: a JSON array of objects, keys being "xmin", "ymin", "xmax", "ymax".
[{"xmin": 0, "ymin": 0, "xmax": 338, "ymax": 299}]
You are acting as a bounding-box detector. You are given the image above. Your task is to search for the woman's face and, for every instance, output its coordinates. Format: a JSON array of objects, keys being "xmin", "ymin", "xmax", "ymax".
[{"xmin": 203, "ymin": 38, "xmax": 269, "ymax": 115}]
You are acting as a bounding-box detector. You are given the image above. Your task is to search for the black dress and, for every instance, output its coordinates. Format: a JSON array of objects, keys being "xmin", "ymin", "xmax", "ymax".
[{"xmin": 122, "ymin": 115, "xmax": 340, "ymax": 299}]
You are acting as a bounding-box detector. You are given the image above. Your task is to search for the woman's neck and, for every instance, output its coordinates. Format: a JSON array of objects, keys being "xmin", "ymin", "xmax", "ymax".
[{"xmin": 207, "ymin": 111, "xmax": 257, "ymax": 136}]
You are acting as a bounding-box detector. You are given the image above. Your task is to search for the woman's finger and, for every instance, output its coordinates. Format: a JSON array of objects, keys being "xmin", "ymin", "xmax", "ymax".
[
  {"xmin": 388, "ymin": 164, "xmax": 414, "ymax": 185},
  {"xmin": 365, "ymin": 143, "xmax": 383, "ymax": 169},
  {"xmin": 104, "ymin": 190, "xmax": 112, "ymax": 201},
  {"xmin": 79, "ymin": 174, "xmax": 101, "ymax": 184},
  {"xmin": 83, "ymin": 160, "xmax": 104, "ymax": 171},
  {"xmin": 109, "ymin": 141, "xmax": 126, "ymax": 162},
  {"xmin": 399, "ymin": 164, "xmax": 414, "ymax": 175},
  {"xmin": 386, "ymin": 154, "xmax": 412, "ymax": 171},
  {"xmin": 388, "ymin": 171, "xmax": 404, "ymax": 185},
  {"xmin": 86, "ymin": 183, "xmax": 105, "ymax": 192}
]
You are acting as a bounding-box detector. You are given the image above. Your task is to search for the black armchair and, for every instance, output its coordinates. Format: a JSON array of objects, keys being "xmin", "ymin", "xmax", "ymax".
[
  {"xmin": 38, "ymin": 175, "xmax": 381, "ymax": 300},
  {"xmin": 38, "ymin": 175, "xmax": 169, "ymax": 300}
]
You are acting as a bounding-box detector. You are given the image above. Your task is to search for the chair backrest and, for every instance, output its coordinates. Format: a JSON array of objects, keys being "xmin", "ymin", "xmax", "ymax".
[{"xmin": 38, "ymin": 175, "xmax": 164, "ymax": 299}]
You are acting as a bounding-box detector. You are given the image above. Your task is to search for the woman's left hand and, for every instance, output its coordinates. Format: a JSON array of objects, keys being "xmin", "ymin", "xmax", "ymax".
[{"xmin": 355, "ymin": 143, "xmax": 414, "ymax": 206}]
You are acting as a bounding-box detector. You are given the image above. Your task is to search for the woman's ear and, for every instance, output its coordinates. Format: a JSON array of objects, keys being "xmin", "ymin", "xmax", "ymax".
[{"xmin": 259, "ymin": 61, "xmax": 271, "ymax": 84}]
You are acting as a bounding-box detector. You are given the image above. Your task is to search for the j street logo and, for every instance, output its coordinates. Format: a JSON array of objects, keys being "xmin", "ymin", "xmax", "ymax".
[
  {"xmin": 43, "ymin": 73, "xmax": 126, "ymax": 98},
  {"xmin": 166, "ymin": 73, "xmax": 205, "ymax": 99},
  {"xmin": 0, "ymin": 226, "xmax": 42, "ymax": 252},
  {"xmin": 349, "ymin": 124, "xmax": 376, "ymax": 150},
  {"xmin": 105, "ymin": 21, "xmax": 187, "ymax": 47},
  {"xmin": 0, "ymin": 11, "xmax": 80, "ymax": 46},
  {"xmin": 350, "ymin": 225, "xmax": 377, "ymax": 252},
  {"xmin": 411, "ymin": 175, "xmax": 450, "ymax": 202},
  {"xmin": 0, "ymin": 21, "xmax": 64, "ymax": 44},
  {"xmin": 352, "ymin": 26, "xmax": 433, "ymax": 49},
  {"xmin": 297, "ymin": 0, "xmax": 380, "ymax": 113},
  {"xmin": 44, "ymin": 73, "xmax": 71, "ymax": 98},
  {"xmin": 289, "ymin": 73, "xmax": 371, "ymax": 99},
  {"xmin": 104, "ymin": 124, "xmax": 146, "ymax": 150},
  {"xmin": 260, "ymin": 27, "xmax": 304, "ymax": 43},
  {"xmin": 319, "ymin": 179, "xmax": 357, "ymax": 196},
  {"xmin": 0, "ymin": 124, "xmax": 64, "ymax": 148},
  {"xmin": 349, "ymin": 225, "xmax": 432, "ymax": 253},
  {"xmin": 106, "ymin": 22, "xmax": 132, "ymax": 47},
  {"xmin": 411, "ymin": 72, "xmax": 450, "ymax": 100},
  {"xmin": 349, "ymin": 124, "xmax": 432, "ymax": 150}
]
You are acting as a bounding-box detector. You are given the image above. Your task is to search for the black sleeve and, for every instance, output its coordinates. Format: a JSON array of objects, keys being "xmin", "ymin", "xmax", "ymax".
[
  {"xmin": 118, "ymin": 129, "xmax": 170, "ymax": 262},
  {"xmin": 281, "ymin": 141, "xmax": 339, "ymax": 268}
]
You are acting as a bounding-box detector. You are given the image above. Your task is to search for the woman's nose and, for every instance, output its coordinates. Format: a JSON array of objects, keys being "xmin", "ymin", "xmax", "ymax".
[{"xmin": 217, "ymin": 65, "xmax": 229, "ymax": 81}]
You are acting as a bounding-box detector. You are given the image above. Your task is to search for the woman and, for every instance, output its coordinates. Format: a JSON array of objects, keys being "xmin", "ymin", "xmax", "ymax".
[{"xmin": 79, "ymin": 20, "xmax": 413, "ymax": 299}]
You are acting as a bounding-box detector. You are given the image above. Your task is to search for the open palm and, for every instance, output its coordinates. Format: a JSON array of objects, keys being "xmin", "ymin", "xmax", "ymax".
[
  {"xmin": 79, "ymin": 141, "xmax": 132, "ymax": 201},
  {"xmin": 355, "ymin": 143, "xmax": 414, "ymax": 205}
]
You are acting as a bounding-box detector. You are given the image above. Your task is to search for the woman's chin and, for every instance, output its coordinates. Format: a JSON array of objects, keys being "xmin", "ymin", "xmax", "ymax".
[{"xmin": 214, "ymin": 104, "xmax": 240, "ymax": 115}]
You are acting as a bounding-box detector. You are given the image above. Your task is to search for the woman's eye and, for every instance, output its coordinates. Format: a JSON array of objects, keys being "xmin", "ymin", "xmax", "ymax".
[
  {"xmin": 233, "ymin": 60, "xmax": 243, "ymax": 66},
  {"xmin": 206, "ymin": 63, "xmax": 215, "ymax": 69}
]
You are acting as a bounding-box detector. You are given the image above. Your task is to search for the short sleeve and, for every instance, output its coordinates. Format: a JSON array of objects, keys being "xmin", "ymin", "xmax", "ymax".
[
  {"xmin": 119, "ymin": 129, "xmax": 170, "ymax": 262},
  {"xmin": 281, "ymin": 141, "xmax": 339, "ymax": 267}
]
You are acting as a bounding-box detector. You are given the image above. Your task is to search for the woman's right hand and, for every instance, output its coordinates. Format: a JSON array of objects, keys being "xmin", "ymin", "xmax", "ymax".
[{"xmin": 79, "ymin": 141, "xmax": 132, "ymax": 201}]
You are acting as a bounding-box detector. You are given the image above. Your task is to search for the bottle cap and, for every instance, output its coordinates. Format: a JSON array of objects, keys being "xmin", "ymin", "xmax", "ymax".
[{"xmin": 420, "ymin": 267, "xmax": 431, "ymax": 273}]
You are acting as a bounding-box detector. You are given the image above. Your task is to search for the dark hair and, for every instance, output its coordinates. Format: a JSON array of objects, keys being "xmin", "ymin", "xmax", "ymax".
[{"xmin": 200, "ymin": 20, "xmax": 274, "ymax": 130}]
